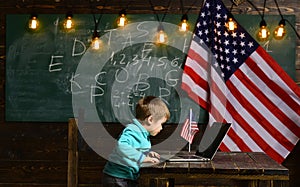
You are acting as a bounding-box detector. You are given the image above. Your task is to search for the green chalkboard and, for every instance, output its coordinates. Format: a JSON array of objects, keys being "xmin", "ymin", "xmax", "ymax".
[{"xmin": 6, "ymin": 14, "xmax": 296, "ymax": 122}]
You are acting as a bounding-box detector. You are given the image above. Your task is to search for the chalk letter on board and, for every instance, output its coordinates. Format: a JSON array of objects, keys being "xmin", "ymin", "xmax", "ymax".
[
  {"xmin": 53, "ymin": 17, "xmax": 59, "ymax": 35},
  {"xmin": 182, "ymin": 38, "xmax": 190, "ymax": 53},
  {"xmin": 142, "ymin": 56, "xmax": 152, "ymax": 67},
  {"xmin": 122, "ymin": 33, "xmax": 133, "ymax": 49},
  {"xmin": 137, "ymin": 22, "xmax": 149, "ymax": 38},
  {"xmin": 90, "ymin": 85, "xmax": 105, "ymax": 103},
  {"xmin": 49, "ymin": 55, "xmax": 63, "ymax": 72},
  {"xmin": 105, "ymin": 29, "xmax": 117, "ymax": 46},
  {"xmin": 72, "ymin": 38, "xmax": 86, "ymax": 56},
  {"xmin": 131, "ymin": 54, "xmax": 140, "ymax": 66},
  {"xmin": 262, "ymin": 40, "xmax": 272, "ymax": 53},
  {"xmin": 134, "ymin": 73, "xmax": 150, "ymax": 91},
  {"xmin": 115, "ymin": 67, "xmax": 129, "ymax": 83},
  {"xmin": 142, "ymin": 44, "xmax": 152, "ymax": 66},
  {"xmin": 157, "ymin": 57, "xmax": 168, "ymax": 69},
  {"xmin": 142, "ymin": 43, "xmax": 153, "ymax": 59},
  {"xmin": 165, "ymin": 70, "xmax": 179, "ymax": 87},
  {"xmin": 159, "ymin": 87, "xmax": 170, "ymax": 106},
  {"xmin": 95, "ymin": 72, "xmax": 107, "ymax": 86},
  {"xmin": 70, "ymin": 73, "xmax": 86, "ymax": 94},
  {"xmin": 109, "ymin": 51, "xmax": 117, "ymax": 65},
  {"xmin": 89, "ymin": 72, "xmax": 107, "ymax": 103},
  {"xmin": 170, "ymin": 57, "xmax": 181, "ymax": 67}
]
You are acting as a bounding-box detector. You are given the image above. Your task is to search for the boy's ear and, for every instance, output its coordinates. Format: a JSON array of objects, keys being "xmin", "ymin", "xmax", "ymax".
[{"xmin": 147, "ymin": 115, "xmax": 153, "ymax": 123}]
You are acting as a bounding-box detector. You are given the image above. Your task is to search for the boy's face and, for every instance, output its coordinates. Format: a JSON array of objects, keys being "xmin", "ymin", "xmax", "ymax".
[{"xmin": 146, "ymin": 116, "xmax": 167, "ymax": 136}]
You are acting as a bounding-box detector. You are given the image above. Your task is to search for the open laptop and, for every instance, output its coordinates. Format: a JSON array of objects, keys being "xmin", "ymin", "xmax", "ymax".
[{"xmin": 162, "ymin": 122, "xmax": 231, "ymax": 162}]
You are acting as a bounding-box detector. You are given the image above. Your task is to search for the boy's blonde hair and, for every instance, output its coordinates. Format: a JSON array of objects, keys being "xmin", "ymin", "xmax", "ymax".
[{"xmin": 135, "ymin": 96, "xmax": 170, "ymax": 122}]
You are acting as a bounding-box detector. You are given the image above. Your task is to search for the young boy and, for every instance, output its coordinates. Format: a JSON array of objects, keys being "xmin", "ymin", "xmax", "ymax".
[{"xmin": 102, "ymin": 96, "xmax": 170, "ymax": 187}]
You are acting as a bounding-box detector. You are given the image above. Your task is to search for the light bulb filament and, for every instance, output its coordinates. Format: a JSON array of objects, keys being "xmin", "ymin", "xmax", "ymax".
[
  {"xmin": 261, "ymin": 28, "xmax": 268, "ymax": 38},
  {"xmin": 118, "ymin": 15, "xmax": 126, "ymax": 27},
  {"xmin": 276, "ymin": 27, "xmax": 284, "ymax": 36},
  {"xmin": 274, "ymin": 20, "xmax": 286, "ymax": 40},
  {"xmin": 226, "ymin": 17, "xmax": 237, "ymax": 32},
  {"xmin": 29, "ymin": 16, "xmax": 38, "ymax": 30},
  {"xmin": 65, "ymin": 17, "xmax": 73, "ymax": 29},
  {"xmin": 179, "ymin": 20, "xmax": 188, "ymax": 32},
  {"xmin": 91, "ymin": 37, "xmax": 101, "ymax": 50},
  {"xmin": 159, "ymin": 31, "xmax": 166, "ymax": 43},
  {"xmin": 31, "ymin": 19, "xmax": 37, "ymax": 29}
]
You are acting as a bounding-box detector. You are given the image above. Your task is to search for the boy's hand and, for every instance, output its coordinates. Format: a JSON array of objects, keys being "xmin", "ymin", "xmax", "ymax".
[
  {"xmin": 148, "ymin": 151, "xmax": 160, "ymax": 159},
  {"xmin": 143, "ymin": 156, "xmax": 160, "ymax": 163}
]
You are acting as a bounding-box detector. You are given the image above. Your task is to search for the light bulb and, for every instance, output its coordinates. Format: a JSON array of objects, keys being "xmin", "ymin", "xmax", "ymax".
[
  {"xmin": 91, "ymin": 32, "xmax": 102, "ymax": 50},
  {"xmin": 158, "ymin": 31, "xmax": 166, "ymax": 43},
  {"xmin": 258, "ymin": 20, "xmax": 270, "ymax": 41},
  {"xmin": 156, "ymin": 25, "xmax": 167, "ymax": 44},
  {"xmin": 179, "ymin": 14, "xmax": 189, "ymax": 32},
  {"xmin": 91, "ymin": 37, "xmax": 101, "ymax": 50},
  {"xmin": 64, "ymin": 14, "xmax": 73, "ymax": 29},
  {"xmin": 29, "ymin": 15, "xmax": 39, "ymax": 30},
  {"xmin": 258, "ymin": 26, "xmax": 270, "ymax": 40},
  {"xmin": 274, "ymin": 19, "xmax": 286, "ymax": 40},
  {"xmin": 225, "ymin": 17, "xmax": 237, "ymax": 33},
  {"xmin": 117, "ymin": 10, "xmax": 127, "ymax": 27}
]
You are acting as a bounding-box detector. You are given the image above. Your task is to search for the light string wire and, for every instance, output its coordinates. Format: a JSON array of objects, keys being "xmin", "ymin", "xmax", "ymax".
[
  {"xmin": 273, "ymin": 0, "xmax": 300, "ymax": 39},
  {"xmin": 262, "ymin": 0, "xmax": 266, "ymax": 21},
  {"xmin": 245, "ymin": 0, "xmax": 299, "ymax": 39},
  {"xmin": 91, "ymin": 0, "xmax": 107, "ymax": 37},
  {"xmin": 180, "ymin": 0, "xmax": 186, "ymax": 15},
  {"xmin": 245, "ymin": 0, "xmax": 263, "ymax": 18},
  {"xmin": 149, "ymin": 0, "xmax": 173, "ymax": 23},
  {"xmin": 184, "ymin": 0, "xmax": 204, "ymax": 15}
]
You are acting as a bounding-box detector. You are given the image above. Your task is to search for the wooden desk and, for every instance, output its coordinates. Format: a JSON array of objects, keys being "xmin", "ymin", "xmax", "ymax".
[{"xmin": 139, "ymin": 152, "xmax": 289, "ymax": 187}]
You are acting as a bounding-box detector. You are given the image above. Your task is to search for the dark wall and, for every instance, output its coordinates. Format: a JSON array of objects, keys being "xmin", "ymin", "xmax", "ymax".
[{"xmin": 0, "ymin": 0, "xmax": 299, "ymax": 186}]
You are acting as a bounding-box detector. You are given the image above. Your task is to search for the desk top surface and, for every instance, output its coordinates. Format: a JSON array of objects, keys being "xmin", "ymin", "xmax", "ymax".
[{"xmin": 141, "ymin": 152, "xmax": 288, "ymax": 177}]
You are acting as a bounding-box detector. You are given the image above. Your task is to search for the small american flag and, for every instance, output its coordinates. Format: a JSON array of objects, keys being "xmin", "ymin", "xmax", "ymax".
[
  {"xmin": 181, "ymin": 0, "xmax": 300, "ymax": 163},
  {"xmin": 180, "ymin": 110, "xmax": 199, "ymax": 144}
]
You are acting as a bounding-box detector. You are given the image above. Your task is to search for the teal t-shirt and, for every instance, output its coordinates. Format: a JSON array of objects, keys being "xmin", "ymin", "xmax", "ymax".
[{"xmin": 103, "ymin": 119, "xmax": 151, "ymax": 180}]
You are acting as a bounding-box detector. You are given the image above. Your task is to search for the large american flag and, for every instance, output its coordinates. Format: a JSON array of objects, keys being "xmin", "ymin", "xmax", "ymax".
[{"xmin": 181, "ymin": 0, "xmax": 300, "ymax": 163}]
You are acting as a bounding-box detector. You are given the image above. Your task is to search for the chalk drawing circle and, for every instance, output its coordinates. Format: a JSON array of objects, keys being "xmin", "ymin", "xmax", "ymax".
[{"xmin": 72, "ymin": 21, "xmax": 224, "ymax": 162}]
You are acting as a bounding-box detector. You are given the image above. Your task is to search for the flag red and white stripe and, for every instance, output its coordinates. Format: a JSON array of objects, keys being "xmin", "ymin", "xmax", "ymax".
[{"xmin": 181, "ymin": 0, "xmax": 300, "ymax": 163}]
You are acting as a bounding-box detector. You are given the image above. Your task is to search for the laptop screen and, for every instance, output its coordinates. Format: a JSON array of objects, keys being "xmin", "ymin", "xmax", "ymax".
[{"xmin": 196, "ymin": 122, "xmax": 231, "ymax": 159}]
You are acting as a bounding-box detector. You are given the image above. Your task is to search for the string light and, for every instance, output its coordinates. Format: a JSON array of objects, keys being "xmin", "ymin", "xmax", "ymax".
[
  {"xmin": 245, "ymin": 0, "xmax": 293, "ymax": 41},
  {"xmin": 179, "ymin": 14, "xmax": 189, "ymax": 32},
  {"xmin": 64, "ymin": 13, "xmax": 73, "ymax": 30},
  {"xmin": 90, "ymin": 13, "xmax": 103, "ymax": 50},
  {"xmin": 117, "ymin": 9, "xmax": 128, "ymax": 27},
  {"xmin": 28, "ymin": 14, "xmax": 39, "ymax": 30},
  {"xmin": 225, "ymin": 16, "xmax": 237, "ymax": 33},
  {"xmin": 149, "ymin": 0, "xmax": 171, "ymax": 44},
  {"xmin": 178, "ymin": 0, "xmax": 199, "ymax": 32},
  {"xmin": 91, "ymin": 25, "xmax": 102, "ymax": 50},
  {"xmin": 24, "ymin": 0, "xmax": 298, "ymax": 42},
  {"xmin": 156, "ymin": 24, "xmax": 168, "ymax": 44},
  {"xmin": 258, "ymin": 19, "xmax": 270, "ymax": 41},
  {"xmin": 257, "ymin": 0, "xmax": 270, "ymax": 41},
  {"xmin": 89, "ymin": 0, "xmax": 107, "ymax": 50},
  {"xmin": 273, "ymin": 0, "xmax": 287, "ymax": 40},
  {"xmin": 225, "ymin": 3, "xmax": 237, "ymax": 33},
  {"xmin": 274, "ymin": 19, "xmax": 286, "ymax": 40},
  {"xmin": 91, "ymin": 32, "xmax": 102, "ymax": 50}
]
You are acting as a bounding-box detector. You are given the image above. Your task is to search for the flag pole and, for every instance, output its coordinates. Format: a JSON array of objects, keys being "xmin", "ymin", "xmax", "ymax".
[{"xmin": 188, "ymin": 108, "xmax": 192, "ymax": 153}]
